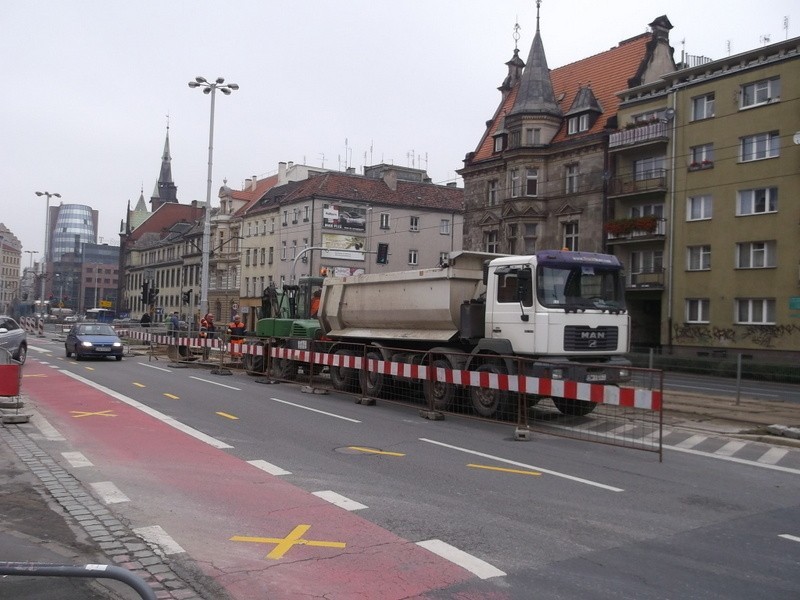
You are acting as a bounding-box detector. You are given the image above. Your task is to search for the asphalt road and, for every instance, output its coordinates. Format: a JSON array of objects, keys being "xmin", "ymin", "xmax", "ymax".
[
  {"xmin": 19, "ymin": 338, "xmax": 800, "ymax": 599},
  {"xmin": 663, "ymin": 371, "xmax": 800, "ymax": 403}
]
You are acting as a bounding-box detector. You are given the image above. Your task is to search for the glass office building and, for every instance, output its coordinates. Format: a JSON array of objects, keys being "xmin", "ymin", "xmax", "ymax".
[{"xmin": 49, "ymin": 204, "xmax": 98, "ymax": 262}]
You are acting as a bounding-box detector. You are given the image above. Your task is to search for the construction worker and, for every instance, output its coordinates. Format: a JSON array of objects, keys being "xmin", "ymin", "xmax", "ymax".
[
  {"xmin": 310, "ymin": 289, "xmax": 321, "ymax": 318},
  {"xmin": 227, "ymin": 314, "xmax": 246, "ymax": 358},
  {"xmin": 199, "ymin": 313, "xmax": 216, "ymax": 360}
]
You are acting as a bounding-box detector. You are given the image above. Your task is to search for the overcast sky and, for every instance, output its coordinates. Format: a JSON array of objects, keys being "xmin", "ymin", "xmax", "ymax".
[{"xmin": 3, "ymin": 0, "xmax": 794, "ymax": 261}]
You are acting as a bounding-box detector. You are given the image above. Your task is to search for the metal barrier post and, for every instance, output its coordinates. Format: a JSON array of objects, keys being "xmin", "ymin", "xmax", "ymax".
[{"xmin": 0, "ymin": 562, "xmax": 157, "ymax": 600}]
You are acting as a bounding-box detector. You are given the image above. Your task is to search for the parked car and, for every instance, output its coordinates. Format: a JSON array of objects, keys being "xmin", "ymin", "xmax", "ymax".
[
  {"xmin": 0, "ymin": 315, "xmax": 27, "ymax": 364},
  {"xmin": 65, "ymin": 323, "xmax": 124, "ymax": 361}
]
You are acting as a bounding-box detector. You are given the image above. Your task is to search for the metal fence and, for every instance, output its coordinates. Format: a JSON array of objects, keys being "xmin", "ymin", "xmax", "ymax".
[{"xmin": 122, "ymin": 330, "xmax": 663, "ymax": 459}]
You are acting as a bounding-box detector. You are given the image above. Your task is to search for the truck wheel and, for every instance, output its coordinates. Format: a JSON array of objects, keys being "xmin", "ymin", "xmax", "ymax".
[
  {"xmin": 244, "ymin": 344, "xmax": 266, "ymax": 375},
  {"xmin": 552, "ymin": 398, "xmax": 597, "ymax": 416},
  {"xmin": 423, "ymin": 358, "xmax": 456, "ymax": 410},
  {"xmin": 359, "ymin": 351, "xmax": 384, "ymax": 397},
  {"xmin": 330, "ymin": 349, "xmax": 357, "ymax": 392},
  {"xmin": 470, "ymin": 363, "xmax": 509, "ymax": 418},
  {"xmin": 271, "ymin": 357, "xmax": 298, "ymax": 380}
]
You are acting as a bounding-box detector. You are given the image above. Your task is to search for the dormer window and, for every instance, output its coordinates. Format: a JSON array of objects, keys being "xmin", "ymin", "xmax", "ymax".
[
  {"xmin": 493, "ymin": 135, "xmax": 505, "ymax": 152},
  {"xmin": 525, "ymin": 127, "xmax": 541, "ymax": 145},
  {"xmin": 568, "ymin": 114, "xmax": 590, "ymax": 135}
]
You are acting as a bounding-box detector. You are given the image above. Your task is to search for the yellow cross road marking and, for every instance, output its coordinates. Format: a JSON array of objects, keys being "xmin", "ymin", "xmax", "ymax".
[
  {"xmin": 133, "ymin": 382, "xmax": 145, "ymax": 388},
  {"xmin": 468, "ymin": 463, "xmax": 541, "ymax": 476},
  {"xmin": 164, "ymin": 393, "xmax": 179, "ymax": 399},
  {"xmin": 70, "ymin": 410, "xmax": 116, "ymax": 418},
  {"xmin": 23, "ymin": 374, "xmax": 47, "ymax": 378},
  {"xmin": 216, "ymin": 412, "xmax": 239, "ymax": 420},
  {"xmin": 231, "ymin": 524, "xmax": 346, "ymax": 559},
  {"xmin": 348, "ymin": 446, "xmax": 405, "ymax": 457}
]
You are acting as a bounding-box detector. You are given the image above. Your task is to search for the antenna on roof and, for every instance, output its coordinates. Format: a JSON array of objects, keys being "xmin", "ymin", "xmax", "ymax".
[
  {"xmin": 513, "ymin": 17, "xmax": 521, "ymax": 50},
  {"xmin": 760, "ymin": 34, "xmax": 771, "ymax": 46},
  {"xmin": 726, "ymin": 40, "xmax": 731, "ymax": 56},
  {"xmin": 535, "ymin": 0, "xmax": 541, "ymax": 33},
  {"xmin": 784, "ymin": 16, "xmax": 789, "ymax": 40},
  {"xmin": 319, "ymin": 152, "xmax": 325, "ymax": 168}
]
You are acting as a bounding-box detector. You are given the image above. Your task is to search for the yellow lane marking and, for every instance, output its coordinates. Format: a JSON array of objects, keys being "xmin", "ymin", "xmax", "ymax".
[
  {"xmin": 133, "ymin": 382, "xmax": 146, "ymax": 388},
  {"xmin": 23, "ymin": 374, "xmax": 48, "ymax": 378},
  {"xmin": 164, "ymin": 393, "xmax": 179, "ymax": 400},
  {"xmin": 348, "ymin": 446, "xmax": 405, "ymax": 457},
  {"xmin": 70, "ymin": 410, "xmax": 116, "ymax": 418},
  {"xmin": 231, "ymin": 524, "xmax": 346, "ymax": 560},
  {"xmin": 216, "ymin": 412, "xmax": 239, "ymax": 420},
  {"xmin": 85, "ymin": 367, "xmax": 95, "ymax": 371},
  {"xmin": 468, "ymin": 463, "xmax": 541, "ymax": 477}
]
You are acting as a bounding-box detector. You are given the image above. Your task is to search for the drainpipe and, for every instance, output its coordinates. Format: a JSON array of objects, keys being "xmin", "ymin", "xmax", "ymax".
[{"xmin": 666, "ymin": 88, "xmax": 678, "ymax": 354}]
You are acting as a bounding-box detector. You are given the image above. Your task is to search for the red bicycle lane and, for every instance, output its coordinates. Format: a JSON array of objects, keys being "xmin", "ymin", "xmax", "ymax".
[{"xmin": 21, "ymin": 360, "xmax": 483, "ymax": 599}]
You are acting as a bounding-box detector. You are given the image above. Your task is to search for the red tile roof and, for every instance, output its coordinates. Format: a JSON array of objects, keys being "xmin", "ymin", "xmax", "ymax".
[
  {"xmin": 127, "ymin": 202, "xmax": 205, "ymax": 243},
  {"xmin": 470, "ymin": 32, "xmax": 651, "ymax": 163},
  {"xmin": 230, "ymin": 174, "xmax": 279, "ymax": 217}
]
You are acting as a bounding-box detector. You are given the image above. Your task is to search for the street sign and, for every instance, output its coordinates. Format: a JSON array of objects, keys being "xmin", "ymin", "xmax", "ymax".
[{"xmin": 99, "ymin": 300, "xmax": 112, "ymax": 308}]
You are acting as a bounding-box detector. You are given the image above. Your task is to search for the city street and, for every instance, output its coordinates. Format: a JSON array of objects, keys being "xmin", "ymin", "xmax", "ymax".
[{"xmin": 5, "ymin": 337, "xmax": 800, "ymax": 599}]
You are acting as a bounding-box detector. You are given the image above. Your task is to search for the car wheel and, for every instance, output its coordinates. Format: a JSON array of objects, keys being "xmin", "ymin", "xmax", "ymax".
[
  {"xmin": 115, "ymin": 355, "xmax": 122, "ymax": 361},
  {"xmin": 65, "ymin": 346, "xmax": 72, "ymax": 358},
  {"xmin": 14, "ymin": 344, "xmax": 27, "ymax": 365}
]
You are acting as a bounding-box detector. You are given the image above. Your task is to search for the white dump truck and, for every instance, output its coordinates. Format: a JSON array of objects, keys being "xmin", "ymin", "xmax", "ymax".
[{"xmin": 317, "ymin": 249, "xmax": 631, "ymax": 417}]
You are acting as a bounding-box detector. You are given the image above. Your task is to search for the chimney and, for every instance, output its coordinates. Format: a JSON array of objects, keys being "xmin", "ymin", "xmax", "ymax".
[
  {"xmin": 251, "ymin": 175, "xmax": 257, "ymax": 191},
  {"xmin": 346, "ymin": 167, "xmax": 355, "ymax": 174},
  {"xmin": 278, "ymin": 161, "xmax": 287, "ymax": 184}
]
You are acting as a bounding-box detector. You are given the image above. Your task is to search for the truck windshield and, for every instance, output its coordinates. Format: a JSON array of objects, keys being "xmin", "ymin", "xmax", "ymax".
[{"xmin": 537, "ymin": 264, "xmax": 626, "ymax": 312}]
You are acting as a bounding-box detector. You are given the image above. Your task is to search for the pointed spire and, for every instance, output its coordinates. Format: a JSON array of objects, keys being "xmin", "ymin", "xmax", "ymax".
[
  {"xmin": 500, "ymin": 20, "xmax": 526, "ymax": 94},
  {"xmin": 508, "ymin": 1, "xmax": 562, "ymax": 118},
  {"xmin": 150, "ymin": 119, "xmax": 178, "ymax": 210}
]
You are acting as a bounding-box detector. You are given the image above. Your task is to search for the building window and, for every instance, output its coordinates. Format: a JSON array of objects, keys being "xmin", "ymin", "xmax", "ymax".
[
  {"xmin": 282, "ymin": 210, "xmax": 288, "ymax": 226},
  {"xmin": 304, "ymin": 205, "xmax": 310, "ymax": 221},
  {"xmin": 260, "ymin": 248, "xmax": 266, "ymax": 265},
  {"xmin": 510, "ymin": 169, "xmax": 520, "ymax": 197},
  {"xmin": 686, "ymin": 299, "xmax": 710, "ymax": 323},
  {"xmin": 736, "ymin": 241, "xmax": 776, "ymax": 269},
  {"xmin": 281, "ymin": 241, "xmax": 286, "ymax": 260},
  {"xmin": 563, "ymin": 222, "xmax": 579, "ymax": 251},
  {"xmin": 691, "ymin": 93, "xmax": 715, "ymax": 120},
  {"xmin": 568, "ymin": 114, "xmax": 590, "ymax": 134},
  {"xmin": 493, "ymin": 136, "xmax": 504, "ymax": 152},
  {"xmin": 507, "ymin": 224, "xmax": 517, "ymax": 253},
  {"xmin": 523, "ymin": 223, "xmax": 538, "ymax": 253},
  {"xmin": 261, "ymin": 220, "xmax": 266, "ymax": 235},
  {"xmin": 245, "ymin": 277, "xmax": 250, "ymax": 296},
  {"xmin": 735, "ymin": 298, "xmax": 775, "ymax": 324},
  {"xmin": 487, "ymin": 180, "xmax": 498, "ymax": 207},
  {"xmin": 689, "ymin": 143, "xmax": 714, "ymax": 166},
  {"xmin": 565, "ymin": 164, "xmax": 578, "ymax": 194},
  {"xmin": 740, "ymin": 131, "xmax": 780, "ymax": 162},
  {"xmin": 409, "ymin": 216, "xmax": 420, "ymax": 232},
  {"xmin": 485, "ymin": 230, "xmax": 499, "ymax": 253},
  {"xmin": 525, "ymin": 168, "xmax": 538, "ymax": 196},
  {"xmin": 525, "ymin": 127, "xmax": 541, "ymax": 145},
  {"xmin": 737, "ymin": 188, "xmax": 778, "ymax": 216},
  {"xmin": 408, "ymin": 249, "xmax": 418, "ymax": 266},
  {"xmin": 439, "ymin": 219, "xmax": 450, "ymax": 235},
  {"xmin": 631, "ymin": 204, "xmax": 664, "ymax": 219},
  {"xmin": 687, "ymin": 245, "xmax": 711, "ymax": 271},
  {"xmin": 291, "ymin": 240, "xmax": 297, "ymax": 259},
  {"xmin": 631, "ymin": 250, "xmax": 663, "ymax": 275},
  {"xmin": 439, "ymin": 252, "xmax": 449, "ymax": 265},
  {"xmin": 245, "ymin": 249, "xmax": 251, "ymax": 267},
  {"xmin": 633, "ymin": 156, "xmax": 665, "ymax": 180},
  {"xmin": 687, "ymin": 195, "xmax": 713, "ymax": 221},
  {"xmin": 270, "ymin": 218, "xmax": 275, "ymax": 233},
  {"xmin": 268, "ymin": 247, "xmax": 274, "ymax": 264},
  {"xmin": 741, "ymin": 77, "xmax": 780, "ymax": 109},
  {"xmin": 380, "ymin": 213, "xmax": 390, "ymax": 229},
  {"xmin": 292, "ymin": 208, "xmax": 299, "ymax": 224}
]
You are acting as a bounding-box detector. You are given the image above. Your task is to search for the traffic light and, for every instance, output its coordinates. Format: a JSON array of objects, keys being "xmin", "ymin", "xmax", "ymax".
[
  {"xmin": 141, "ymin": 282, "xmax": 149, "ymax": 304},
  {"xmin": 376, "ymin": 242, "xmax": 389, "ymax": 264},
  {"xmin": 182, "ymin": 289, "xmax": 192, "ymax": 304}
]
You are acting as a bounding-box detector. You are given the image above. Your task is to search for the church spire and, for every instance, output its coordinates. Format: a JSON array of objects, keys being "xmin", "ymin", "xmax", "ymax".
[
  {"xmin": 508, "ymin": 1, "xmax": 562, "ymax": 118},
  {"xmin": 150, "ymin": 118, "xmax": 178, "ymax": 211}
]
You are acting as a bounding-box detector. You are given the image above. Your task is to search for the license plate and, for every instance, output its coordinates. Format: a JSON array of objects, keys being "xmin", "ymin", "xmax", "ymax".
[
  {"xmin": 586, "ymin": 373, "xmax": 606, "ymax": 382},
  {"xmin": 96, "ymin": 347, "xmax": 110, "ymax": 352}
]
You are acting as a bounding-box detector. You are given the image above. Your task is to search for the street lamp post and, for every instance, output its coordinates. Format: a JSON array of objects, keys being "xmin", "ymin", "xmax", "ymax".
[
  {"xmin": 188, "ymin": 76, "xmax": 238, "ymax": 318},
  {"xmin": 35, "ymin": 191, "xmax": 60, "ymax": 322},
  {"xmin": 24, "ymin": 250, "xmax": 38, "ymax": 269}
]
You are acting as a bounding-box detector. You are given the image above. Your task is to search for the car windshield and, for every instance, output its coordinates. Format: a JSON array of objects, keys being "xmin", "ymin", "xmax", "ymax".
[
  {"xmin": 537, "ymin": 264, "xmax": 626, "ymax": 312},
  {"xmin": 78, "ymin": 325, "xmax": 117, "ymax": 336}
]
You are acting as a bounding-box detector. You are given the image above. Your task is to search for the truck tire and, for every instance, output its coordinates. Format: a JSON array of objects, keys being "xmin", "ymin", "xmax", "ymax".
[
  {"xmin": 359, "ymin": 351, "xmax": 384, "ymax": 398},
  {"xmin": 270, "ymin": 351, "xmax": 298, "ymax": 380},
  {"xmin": 552, "ymin": 398, "xmax": 597, "ymax": 416},
  {"xmin": 470, "ymin": 363, "xmax": 510, "ymax": 418},
  {"xmin": 330, "ymin": 349, "xmax": 358, "ymax": 392},
  {"xmin": 423, "ymin": 358, "xmax": 456, "ymax": 411},
  {"xmin": 244, "ymin": 343, "xmax": 266, "ymax": 375}
]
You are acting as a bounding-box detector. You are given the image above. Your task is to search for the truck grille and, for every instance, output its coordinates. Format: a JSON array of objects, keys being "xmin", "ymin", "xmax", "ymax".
[{"xmin": 563, "ymin": 326, "xmax": 618, "ymax": 351}]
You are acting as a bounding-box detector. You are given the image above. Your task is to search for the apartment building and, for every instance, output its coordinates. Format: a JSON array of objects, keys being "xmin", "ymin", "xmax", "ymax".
[{"xmin": 609, "ymin": 35, "xmax": 800, "ymax": 359}]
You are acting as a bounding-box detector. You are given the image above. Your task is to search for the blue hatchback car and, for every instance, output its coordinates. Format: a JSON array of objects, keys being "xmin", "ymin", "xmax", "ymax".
[{"xmin": 65, "ymin": 323, "xmax": 124, "ymax": 361}]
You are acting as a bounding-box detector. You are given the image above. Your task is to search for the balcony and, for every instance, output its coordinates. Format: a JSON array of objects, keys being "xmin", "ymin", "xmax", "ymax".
[
  {"xmin": 606, "ymin": 217, "xmax": 666, "ymax": 243},
  {"xmin": 607, "ymin": 170, "xmax": 667, "ymax": 198},
  {"xmin": 688, "ymin": 160, "xmax": 714, "ymax": 172},
  {"xmin": 609, "ymin": 121, "xmax": 669, "ymax": 151},
  {"xmin": 627, "ymin": 270, "xmax": 665, "ymax": 290}
]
